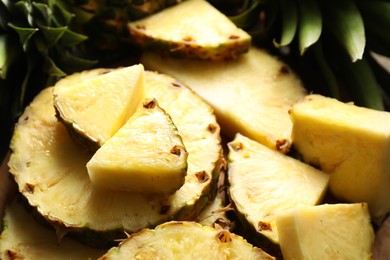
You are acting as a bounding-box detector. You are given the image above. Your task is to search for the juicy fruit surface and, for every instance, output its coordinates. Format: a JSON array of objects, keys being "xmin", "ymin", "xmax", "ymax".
[
  {"xmin": 0, "ymin": 198, "xmax": 105, "ymax": 259},
  {"xmin": 227, "ymin": 133, "xmax": 329, "ymax": 243},
  {"xmin": 53, "ymin": 64, "xmax": 145, "ymax": 149},
  {"xmin": 7, "ymin": 70, "xmax": 222, "ymax": 237},
  {"xmin": 276, "ymin": 203, "xmax": 375, "ymax": 260},
  {"xmin": 87, "ymin": 98, "xmax": 188, "ymax": 194},
  {"xmin": 141, "ymin": 47, "xmax": 307, "ymax": 152},
  {"xmin": 128, "ymin": 0, "xmax": 251, "ymax": 60},
  {"xmin": 290, "ymin": 94, "xmax": 390, "ymax": 223},
  {"xmin": 100, "ymin": 221, "xmax": 275, "ymax": 260}
]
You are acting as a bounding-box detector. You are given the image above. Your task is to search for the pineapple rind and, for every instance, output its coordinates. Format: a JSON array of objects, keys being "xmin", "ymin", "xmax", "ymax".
[
  {"xmin": 0, "ymin": 197, "xmax": 105, "ymax": 259},
  {"xmin": 128, "ymin": 0, "xmax": 251, "ymax": 60},
  {"xmin": 290, "ymin": 94, "xmax": 390, "ymax": 223},
  {"xmin": 7, "ymin": 70, "xmax": 222, "ymax": 244},
  {"xmin": 227, "ymin": 133, "xmax": 329, "ymax": 244},
  {"xmin": 275, "ymin": 203, "xmax": 375, "ymax": 260},
  {"xmin": 99, "ymin": 221, "xmax": 275, "ymax": 259},
  {"xmin": 141, "ymin": 47, "xmax": 307, "ymax": 152}
]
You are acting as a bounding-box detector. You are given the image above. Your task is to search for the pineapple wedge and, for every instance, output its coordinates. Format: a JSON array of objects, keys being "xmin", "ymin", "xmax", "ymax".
[
  {"xmin": 227, "ymin": 133, "xmax": 329, "ymax": 244},
  {"xmin": 290, "ymin": 94, "xmax": 390, "ymax": 223},
  {"xmin": 275, "ymin": 203, "xmax": 375, "ymax": 260},
  {"xmin": 8, "ymin": 70, "xmax": 223, "ymax": 245},
  {"xmin": 128, "ymin": 0, "xmax": 251, "ymax": 60},
  {"xmin": 100, "ymin": 221, "xmax": 275, "ymax": 259},
  {"xmin": 141, "ymin": 47, "xmax": 307, "ymax": 152},
  {"xmin": 53, "ymin": 64, "xmax": 144, "ymax": 150},
  {"xmin": 0, "ymin": 198, "xmax": 105, "ymax": 259},
  {"xmin": 87, "ymin": 98, "xmax": 188, "ymax": 194}
]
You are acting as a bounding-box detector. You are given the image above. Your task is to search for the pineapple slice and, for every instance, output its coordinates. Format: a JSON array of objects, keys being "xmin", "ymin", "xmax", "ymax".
[
  {"xmin": 53, "ymin": 64, "xmax": 144, "ymax": 150},
  {"xmin": 275, "ymin": 203, "xmax": 375, "ymax": 260},
  {"xmin": 290, "ymin": 94, "xmax": 390, "ymax": 223},
  {"xmin": 0, "ymin": 198, "xmax": 105, "ymax": 259},
  {"xmin": 87, "ymin": 98, "xmax": 188, "ymax": 194},
  {"xmin": 128, "ymin": 0, "xmax": 251, "ymax": 60},
  {"xmin": 8, "ymin": 70, "xmax": 223, "ymax": 245},
  {"xmin": 227, "ymin": 133, "xmax": 329, "ymax": 244},
  {"xmin": 141, "ymin": 47, "xmax": 307, "ymax": 153},
  {"xmin": 100, "ymin": 221, "xmax": 275, "ymax": 259}
]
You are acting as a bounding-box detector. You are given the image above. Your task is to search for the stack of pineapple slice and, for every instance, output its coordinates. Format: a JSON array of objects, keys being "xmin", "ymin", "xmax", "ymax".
[{"xmin": 1, "ymin": 0, "xmax": 387, "ymax": 259}]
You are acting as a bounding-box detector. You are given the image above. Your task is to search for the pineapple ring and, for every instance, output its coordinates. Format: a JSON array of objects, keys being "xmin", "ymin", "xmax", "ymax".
[{"xmin": 8, "ymin": 69, "xmax": 223, "ymax": 245}]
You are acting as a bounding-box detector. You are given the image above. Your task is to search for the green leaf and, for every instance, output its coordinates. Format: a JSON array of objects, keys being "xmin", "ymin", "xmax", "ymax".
[
  {"xmin": 229, "ymin": 0, "xmax": 263, "ymax": 29},
  {"xmin": 297, "ymin": 0, "xmax": 322, "ymax": 55},
  {"xmin": 0, "ymin": 0, "xmax": 10, "ymax": 30},
  {"xmin": 0, "ymin": 34, "xmax": 20, "ymax": 79},
  {"xmin": 39, "ymin": 25, "xmax": 67, "ymax": 47},
  {"xmin": 49, "ymin": 0, "xmax": 74, "ymax": 26},
  {"xmin": 340, "ymin": 55, "xmax": 384, "ymax": 110},
  {"xmin": 44, "ymin": 55, "xmax": 66, "ymax": 77},
  {"xmin": 59, "ymin": 29, "xmax": 88, "ymax": 47},
  {"xmin": 310, "ymin": 41, "xmax": 340, "ymax": 98},
  {"xmin": 321, "ymin": 0, "xmax": 366, "ymax": 62},
  {"xmin": 356, "ymin": 0, "xmax": 390, "ymax": 29},
  {"xmin": 54, "ymin": 49, "xmax": 96, "ymax": 73},
  {"xmin": 32, "ymin": 2, "xmax": 51, "ymax": 24},
  {"xmin": 274, "ymin": 0, "xmax": 298, "ymax": 47},
  {"xmin": 8, "ymin": 23, "xmax": 38, "ymax": 50}
]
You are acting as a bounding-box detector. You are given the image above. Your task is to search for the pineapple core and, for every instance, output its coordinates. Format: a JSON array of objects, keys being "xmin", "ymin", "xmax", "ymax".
[
  {"xmin": 290, "ymin": 94, "xmax": 390, "ymax": 223},
  {"xmin": 87, "ymin": 98, "xmax": 188, "ymax": 194},
  {"xmin": 276, "ymin": 203, "xmax": 375, "ymax": 260}
]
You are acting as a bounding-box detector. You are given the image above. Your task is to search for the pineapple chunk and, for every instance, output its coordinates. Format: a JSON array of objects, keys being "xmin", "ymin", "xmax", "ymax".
[
  {"xmin": 87, "ymin": 98, "xmax": 188, "ymax": 194},
  {"xmin": 128, "ymin": 0, "xmax": 251, "ymax": 60},
  {"xmin": 53, "ymin": 64, "xmax": 144, "ymax": 150},
  {"xmin": 100, "ymin": 221, "xmax": 275, "ymax": 259},
  {"xmin": 141, "ymin": 47, "xmax": 307, "ymax": 152},
  {"xmin": 0, "ymin": 198, "xmax": 105, "ymax": 259},
  {"xmin": 276, "ymin": 203, "xmax": 375, "ymax": 260},
  {"xmin": 290, "ymin": 94, "xmax": 390, "ymax": 223},
  {"xmin": 227, "ymin": 133, "xmax": 329, "ymax": 244}
]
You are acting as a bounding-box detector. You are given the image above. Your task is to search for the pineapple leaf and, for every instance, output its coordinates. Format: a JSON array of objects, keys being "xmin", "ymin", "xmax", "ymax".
[
  {"xmin": 229, "ymin": 0, "xmax": 262, "ymax": 29},
  {"xmin": 31, "ymin": 2, "xmax": 51, "ymax": 24},
  {"xmin": 8, "ymin": 23, "xmax": 38, "ymax": 50},
  {"xmin": 321, "ymin": 0, "xmax": 365, "ymax": 62},
  {"xmin": 54, "ymin": 48, "xmax": 96, "ymax": 72},
  {"xmin": 0, "ymin": 34, "xmax": 20, "ymax": 79},
  {"xmin": 50, "ymin": 0, "xmax": 74, "ymax": 26},
  {"xmin": 340, "ymin": 54, "xmax": 384, "ymax": 110},
  {"xmin": 0, "ymin": 0, "xmax": 10, "ymax": 30},
  {"xmin": 274, "ymin": 0, "xmax": 298, "ymax": 47},
  {"xmin": 59, "ymin": 29, "xmax": 88, "ymax": 47},
  {"xmin": 297, "ymin": 0, "xmax": 322, "ymax": 55},
  {"xmin": 38, "ymin": 25, "xmax": 67, "ymax": 47},
  {"xmin": 310, "ymin": 41, "xmax": 340, "ymax": 98},
  {"xmin": 44, "ymin": 55, "xmax": 66, "ymax": 76}
]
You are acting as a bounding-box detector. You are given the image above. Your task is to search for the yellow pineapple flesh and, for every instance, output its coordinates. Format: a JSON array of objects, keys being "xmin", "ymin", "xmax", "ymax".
[
  {"xmin": 0, "ymin": 198, "xmax": 105, "ymax": 259},
  {"xmin": 141, "ymin": 47, "xmax": 307, "ymax": 152},
  {"xmin": 53, "ymin": 64, "xmax": 145, "ymax": 150},
  {"xmin": 128, "ymin": 0, "xmax": 251, "ymax": 60},
  {"xmin": 276, "ymin": 203, "xmax": 375, "ymax": 260},
  {"xmin": 227, "ymin": 133, "xmax": 329, "ymax": 244},
  {"xmin": 7, "ymin": 70, "xmax": 223, "ymax": 244},
  {"xmin": 87, "ymin": 98, "xmax": 188, "ymax": 194},
  {"xmin": 99, "ymin": 221, "xmax": 275, "ymax": 259},
  {"xmin": 290, "ymin": 94, "xmax": 390, "ymax": 223}
]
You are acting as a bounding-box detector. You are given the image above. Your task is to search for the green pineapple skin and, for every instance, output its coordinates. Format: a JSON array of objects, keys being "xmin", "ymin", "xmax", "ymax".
[{"xmin": 128, "ymin": 29, "xmax": 251, "ymax": 60}]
